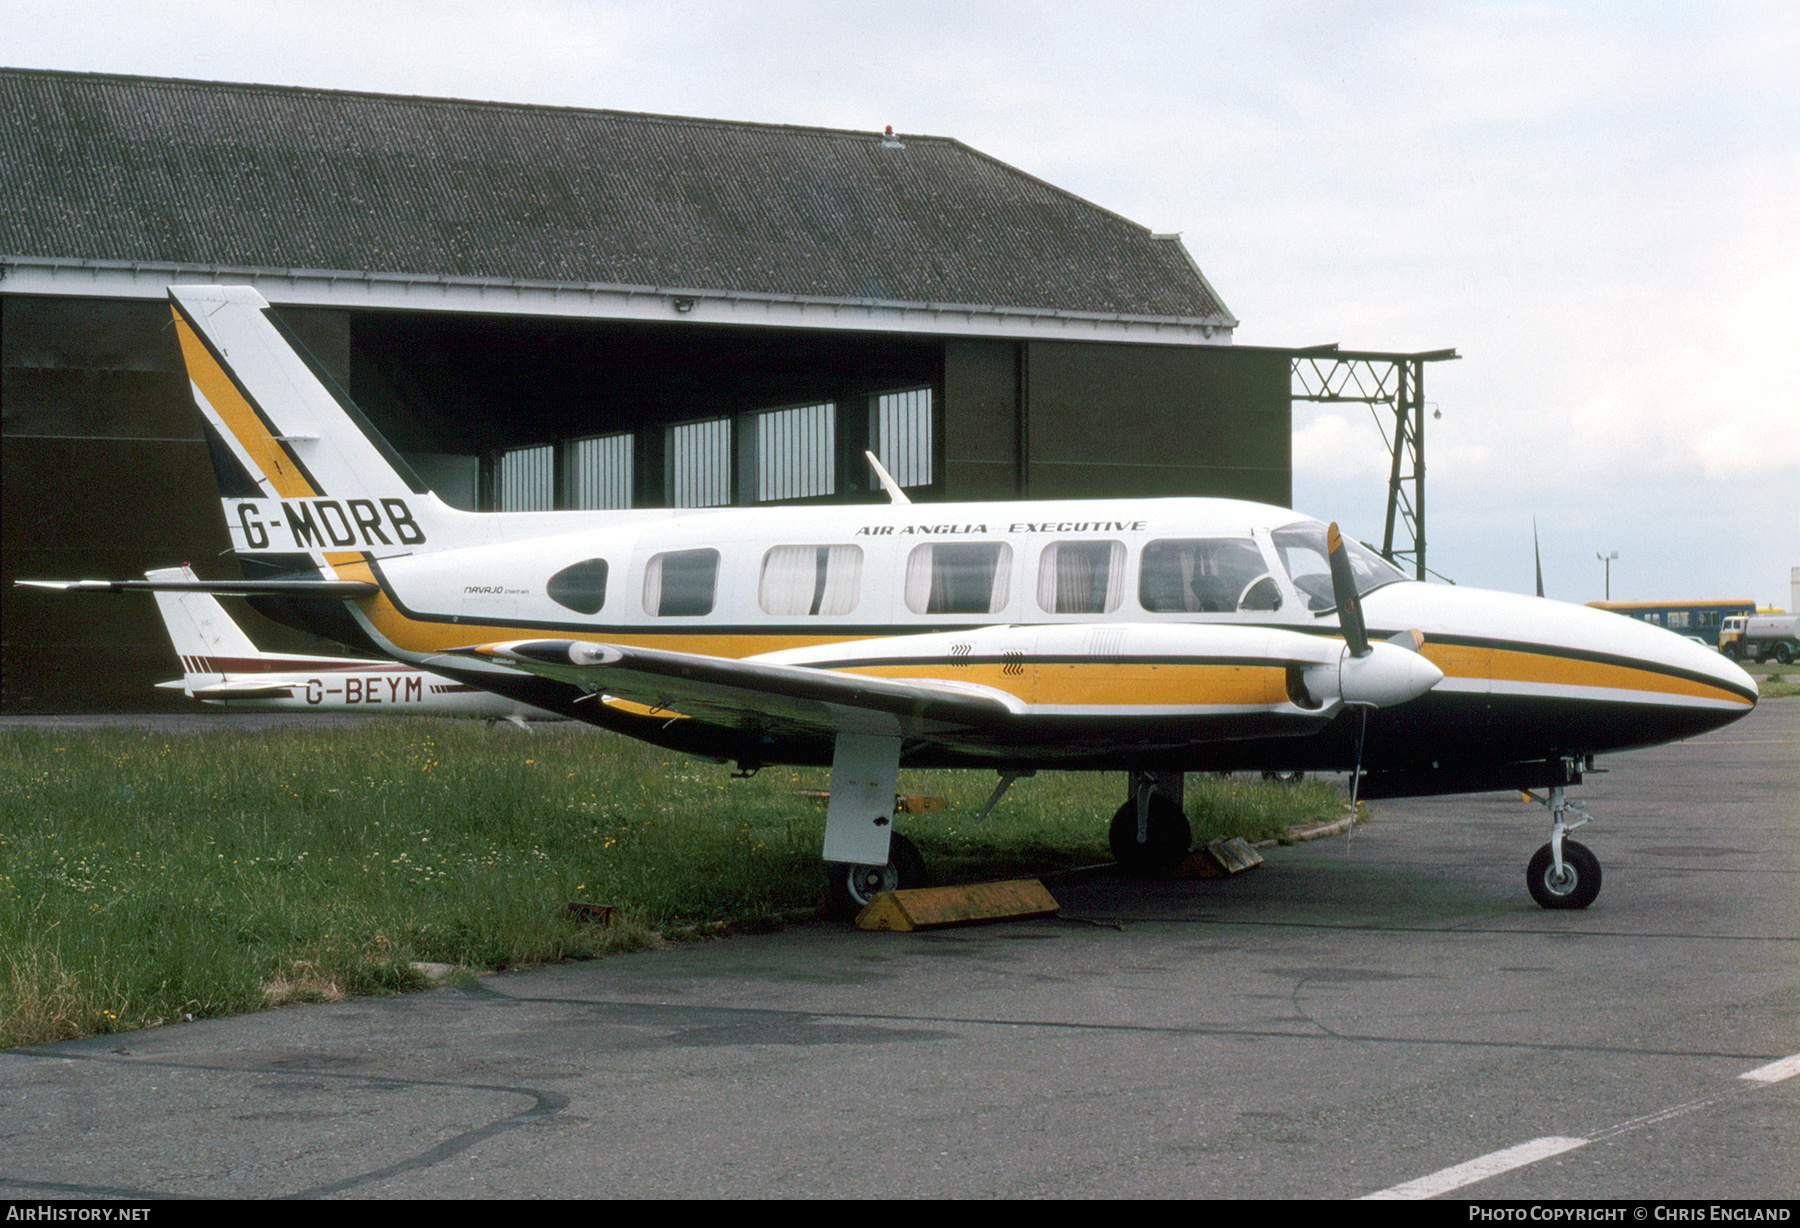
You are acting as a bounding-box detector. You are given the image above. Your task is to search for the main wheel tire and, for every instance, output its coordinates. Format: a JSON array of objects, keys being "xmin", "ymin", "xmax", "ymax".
[
  {"xmin": 1775, "ymin": 642, "xmax": 1794, "ymax": 665},
  {"xmin": 826, "ymin": 832, "xmax": 925, "ymax": 916},
  {"xmin": 1108, "ymin": 795, "xmax": 1193, "ymax": 873},
  {"xmin": 1527, "ymin": 839, "xmax": 1602, "ymax": 910},
  {"xmin": 1261, "ymin": 770, "xmax": 1307, "ymax": 784}
]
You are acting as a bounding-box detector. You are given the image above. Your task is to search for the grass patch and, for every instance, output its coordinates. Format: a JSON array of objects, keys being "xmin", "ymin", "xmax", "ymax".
[
  {"xmin": 0, "ymin": 721, "xmax": 1344, "ymax": 1045},
  {"xmin": 1758, "ymin": 674, "xmax": 1800, "ymax": 698}
]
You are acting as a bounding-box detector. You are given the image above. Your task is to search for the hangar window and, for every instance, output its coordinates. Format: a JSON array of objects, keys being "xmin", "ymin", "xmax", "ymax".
[
  {"xmin": 904, "ymin": 543, "xmax": 1012, "ymax": 615},
  {"xmin": 567, "ymin": 432, "xmax": 634, "ymax": 510},
  {"xmin": 1037, "ymin": 541, "xmax": 1126, "ymax": 614},
  {"xmin": 666, "ymin": 418, "xmax": 732, "ymax": 508},
  {"xmin": 546, "ymin": 558, "xmax": 609, "ymax": 615},
  {"xmin": 496, "ymin": 443, "xmax": 555, "ymax": 511},
  {"xmin": 874, "ymin": 388, "xmax": 933, "ymax": 488},
  {"xmin": 759, "ymin": 545, "xmax": 862, "ymax": 615},
  {"xmin": 644, "ymin": 548, "xmax": 720, "ymax": 617},
  {"xmin": 756, "ymin": 403, "xmax": 836, "ymax": 501},
  {"xmin": 1140, "ymin": 538, "xmax": 1280, "ymax": 614}
]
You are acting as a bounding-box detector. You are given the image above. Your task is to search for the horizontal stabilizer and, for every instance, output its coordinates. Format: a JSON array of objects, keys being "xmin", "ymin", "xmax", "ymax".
[
  {"xmin": 189, "ymin": 682, "xmax": 301, "ymax": 701},
  {"xmin": 18, "ymin": 579, "xmax": 378, "ymax": 598}
]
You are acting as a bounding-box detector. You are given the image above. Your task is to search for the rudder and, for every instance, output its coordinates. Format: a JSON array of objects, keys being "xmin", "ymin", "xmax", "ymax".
[{"xmin": 168, "ymin": 284, "xmax": 458, "ymax": 562}]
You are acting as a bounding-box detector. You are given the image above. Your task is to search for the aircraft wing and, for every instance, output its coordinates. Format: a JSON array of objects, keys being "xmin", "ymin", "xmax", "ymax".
[{"xmin": 459, "ymin": 639, "xmax": 1026, "ymax": 739}]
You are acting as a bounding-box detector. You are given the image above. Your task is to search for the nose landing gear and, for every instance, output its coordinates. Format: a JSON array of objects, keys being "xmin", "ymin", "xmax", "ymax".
[{"xmin": 1523, "ymin": 785, "xmax": 1602, "ymax": 909}]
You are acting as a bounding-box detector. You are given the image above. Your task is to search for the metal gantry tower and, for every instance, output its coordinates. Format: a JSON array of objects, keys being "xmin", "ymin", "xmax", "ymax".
[{"xmin": 1289, "ymin": 346, "xmax": 1459, "ymax": 580}]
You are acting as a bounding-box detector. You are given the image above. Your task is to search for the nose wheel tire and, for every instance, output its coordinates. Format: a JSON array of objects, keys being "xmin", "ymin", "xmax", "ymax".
[
  {"xmin": 1527, "ymin": 839, "xmax": 1602, "ymax": 909},
  {"xmin": 827, "ymin": 832, "xmax": 925, "ymax": 916}
]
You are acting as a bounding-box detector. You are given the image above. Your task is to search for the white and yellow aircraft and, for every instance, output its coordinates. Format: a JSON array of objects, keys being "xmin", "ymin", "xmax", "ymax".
[
  {"xmin": 25, "ymin": 285, "xmax": 1758, "ymax": 913},
  {"xmin": 140, "ymin": 565, "xmax": 557, "ymax": 724}
]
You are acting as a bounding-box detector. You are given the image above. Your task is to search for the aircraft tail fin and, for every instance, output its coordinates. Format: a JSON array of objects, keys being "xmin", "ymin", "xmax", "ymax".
[
  {"xmin": 146, "ymin": 566, "xmax": 262, "ymax": 687},
  {"xmin": 147, "ymin": 566, "xmax": 259, "ymax": 656},
  {"xmin": 168, "ymin": 284, "xmax": 462, "ymax": 563}
]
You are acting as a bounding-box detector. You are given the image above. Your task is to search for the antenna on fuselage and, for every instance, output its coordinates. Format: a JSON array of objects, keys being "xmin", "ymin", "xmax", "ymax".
[
  {"xmin": 1534, "ymin": 517, "xmax": 1546, "ymax": 598},
  {"xmin": 864, "ymin": 451, "xmax": 911, "ymax": 505}
]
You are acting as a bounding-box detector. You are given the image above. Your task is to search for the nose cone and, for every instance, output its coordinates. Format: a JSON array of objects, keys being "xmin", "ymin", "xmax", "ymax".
[
  {"xmin": 1702, "ymin": 643, "xmax": 1759, "ymax": 700},
  {"xmin": 1361, "ymin": 582, "xmax": 1758, "ymax": 750}
]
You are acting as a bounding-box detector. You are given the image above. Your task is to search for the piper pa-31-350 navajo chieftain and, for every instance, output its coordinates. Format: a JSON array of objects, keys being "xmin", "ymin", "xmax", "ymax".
[
  {"xmin": 26, "ymin": 286, "xmax": 1758, "ymax": 913},
  {"xmin": 140, "ymin": 565, "xmax": 558, "ymax": 725}
]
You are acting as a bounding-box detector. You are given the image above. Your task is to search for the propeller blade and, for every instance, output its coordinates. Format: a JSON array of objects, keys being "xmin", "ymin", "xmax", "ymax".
[{"xmin": 1326, "ymin": 522, "xmax": 1371, "ymax": 658}]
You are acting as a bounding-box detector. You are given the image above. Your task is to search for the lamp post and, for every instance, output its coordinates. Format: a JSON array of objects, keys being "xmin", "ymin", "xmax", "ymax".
[{"xmin": 1597, "ymin": 550, "xmax": 1618, "ymax": 600}]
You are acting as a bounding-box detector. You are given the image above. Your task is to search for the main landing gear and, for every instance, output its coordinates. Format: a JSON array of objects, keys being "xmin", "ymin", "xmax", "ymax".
[
  {"xmin": 821, "ymin": 732, "xmax": 925, "ymax": 917},
  {"xmin": 1524, "ymin": 785, "xmax": 1602, "ymax": 909},
  {"xmin": 827, "ymin": 832, "xmax": 925, "ymax": 916},
  {"xmin": 1109, "ymin": 771, "xmax": 1194, "ymax": 873}
]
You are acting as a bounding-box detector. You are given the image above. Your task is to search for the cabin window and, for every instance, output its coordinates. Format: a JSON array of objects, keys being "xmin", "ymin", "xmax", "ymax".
[
  {"xmin": 1036, "ymin": 541, "xmax": 1126, "ymax": 614},
  {"xmin": 1139, "ymin": 538, "xmax": 1281, "ymax": 613},
  {"xmin": 904, "ymin": 543, "xmax": 1012, "ymax": 615},
  {"xmin": 759, "ymin": 545, "xmax": 863, "ymax": 616},
  {"xmin": 644, "ymin": 548, "xmax": 719, "ymax": 617},
  {"xmin": 546, "ymin": 558, "xmax": 609, "ymax": 615}
]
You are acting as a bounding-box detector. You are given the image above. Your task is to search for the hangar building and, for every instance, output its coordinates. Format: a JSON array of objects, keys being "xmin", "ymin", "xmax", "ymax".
[{"xmin": 2, "ymin": 67, "xmax": 1292, "ymax": 712}]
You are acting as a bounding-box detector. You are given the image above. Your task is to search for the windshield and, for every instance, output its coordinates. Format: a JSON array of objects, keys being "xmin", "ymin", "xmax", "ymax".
[{"xmin": 1270, "ymin": 520, "xmax": 1407, "ymax": 612}]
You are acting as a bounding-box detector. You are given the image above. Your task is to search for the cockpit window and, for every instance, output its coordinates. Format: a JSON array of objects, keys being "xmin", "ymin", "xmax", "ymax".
[
  {"xmin": 1270, "ymin": 520, "xmax": 1405, "ymax": 611},
  {"xmin": 1139, "ymin": 538, "xmax": 1280, "ymax": 613}
]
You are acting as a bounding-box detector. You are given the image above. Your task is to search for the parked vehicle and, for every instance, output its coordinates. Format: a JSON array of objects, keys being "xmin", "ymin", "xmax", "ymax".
[{"xmin": 1719, "ymin": 613, "xmax": 1800, "ymax": 664}]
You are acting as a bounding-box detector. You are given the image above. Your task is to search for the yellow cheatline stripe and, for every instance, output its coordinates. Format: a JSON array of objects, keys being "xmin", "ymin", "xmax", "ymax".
[
  {"xmin": 1491, "ymin": 646, "xmax": 1753, "ymax": 704},
  {"xmin": 171, "ymin": 308, "xmax": 316, "ymax": 501},
  {"xmin": 1426, "ymin": 643, "xmax": 1753, "ymax": 706},
  {"xmin": 342, "ymin": 585, "xmax": 1748, "ymax": 709},
  {"xmin": 848, "ymin": 661, "xmax": 1286, "ymax": 707}
]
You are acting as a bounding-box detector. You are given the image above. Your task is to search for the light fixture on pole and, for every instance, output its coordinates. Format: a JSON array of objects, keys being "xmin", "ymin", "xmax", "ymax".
[{"xmin": 1596, "ymin": 550, "xmax": 1618, "ymax": 600}]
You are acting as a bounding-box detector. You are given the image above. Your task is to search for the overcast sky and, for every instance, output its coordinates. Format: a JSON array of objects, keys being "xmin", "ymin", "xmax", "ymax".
[{"xmin": 8, "ymin": 0, "xmax": 1796, "ymax": 606}]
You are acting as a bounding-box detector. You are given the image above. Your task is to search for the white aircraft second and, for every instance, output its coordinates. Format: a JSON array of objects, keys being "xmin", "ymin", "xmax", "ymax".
[{"xmin": 143, "ymin": 565, "xmax": 556, "ymax": 725}]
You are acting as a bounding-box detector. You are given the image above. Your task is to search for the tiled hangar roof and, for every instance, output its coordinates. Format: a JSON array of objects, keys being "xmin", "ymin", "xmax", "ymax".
[{"xmin": 0, "ymin": 68, "xmax": 1234, "ymax": 324}]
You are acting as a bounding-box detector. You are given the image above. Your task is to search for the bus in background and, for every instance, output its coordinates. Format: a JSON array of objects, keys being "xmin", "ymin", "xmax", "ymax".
[{"xmin": 1586, "ymin": 599, "xmax": 1756, "ymax": 648}]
